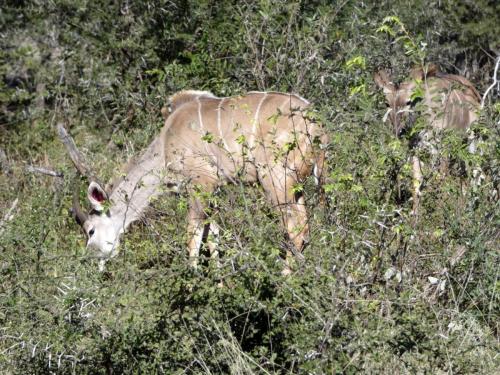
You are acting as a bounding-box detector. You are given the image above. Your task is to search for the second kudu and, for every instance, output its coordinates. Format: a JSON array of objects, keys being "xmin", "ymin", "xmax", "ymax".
[
  {"xmin": 374, "ymin": 64, "xmax": 481, "ymax": 213},
  {"xmin": 63, "ymin": 91, "xmax": 328, "ymax": 273}
]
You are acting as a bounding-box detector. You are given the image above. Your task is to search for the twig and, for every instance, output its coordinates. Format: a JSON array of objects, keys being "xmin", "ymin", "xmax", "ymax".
[
  {"xmin": 481, "ymin": 56, "xmax": 500, "ymax": 109},
  {"xmin": 0, "ymin": 198, "xmax": 19, "ymax": 235},
  {"xmin": 26, "ymin": 165, "xmax": 64, "ymax": 178}
]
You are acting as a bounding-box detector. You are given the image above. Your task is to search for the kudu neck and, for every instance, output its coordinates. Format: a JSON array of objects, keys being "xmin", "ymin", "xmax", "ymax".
[{"xmin": 108, "ymin": 137, "xmax": 166, "ymax": 229}]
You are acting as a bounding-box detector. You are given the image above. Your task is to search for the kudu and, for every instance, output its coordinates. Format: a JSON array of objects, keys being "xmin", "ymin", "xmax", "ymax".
[
  {"xmin": 374, "ymin": 64, "xmax": 480, "ymax": 213},
  {"xmin": 62, "ymin": 91, "xmax": 328, "ymax": 273}
]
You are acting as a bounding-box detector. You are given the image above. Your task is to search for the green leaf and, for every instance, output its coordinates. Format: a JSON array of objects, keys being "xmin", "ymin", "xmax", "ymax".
[
  {"xmin": 345, "ymin": 55, "xmax": 366, "ymax": 70},
  {"xmin": 235, "ymin": 134, "xmax": 246, "ymax": 144},
  {"xmin": 201, "ymin": 132, "xmax": 215, "ymax": 143}
]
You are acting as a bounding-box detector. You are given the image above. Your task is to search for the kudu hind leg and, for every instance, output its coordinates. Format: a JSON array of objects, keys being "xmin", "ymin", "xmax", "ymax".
[{"xmin": 411, "ymin": 155, "xmax": 424, "ymax": 216}]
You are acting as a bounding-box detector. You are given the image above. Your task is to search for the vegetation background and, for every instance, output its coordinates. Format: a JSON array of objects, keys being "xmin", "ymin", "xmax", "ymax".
[{"xmin": 1, "ymin": 0, "xmax": 498, "ymax": 373}]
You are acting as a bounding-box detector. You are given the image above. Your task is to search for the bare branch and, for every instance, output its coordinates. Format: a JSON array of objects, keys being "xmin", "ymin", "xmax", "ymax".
[
  {"xmin": 56, "ymin": 122, "xmax": 94, "ymax": 178},
  {"xmin": 481, "ymin": 56, "xmax": 500, "ymax": 109},
  {"xmin": 56, "ymin": 122, "xmax": 104, "ymax": 225},
  {"xmin": 26, "ymin": 165, "xmax": 64, "ymax": 178}
]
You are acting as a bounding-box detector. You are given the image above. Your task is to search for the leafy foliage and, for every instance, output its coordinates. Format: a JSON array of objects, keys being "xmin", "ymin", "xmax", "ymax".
[{"xmin": 0, "ymin": 0, "xmax": 498, "ymax": 373}]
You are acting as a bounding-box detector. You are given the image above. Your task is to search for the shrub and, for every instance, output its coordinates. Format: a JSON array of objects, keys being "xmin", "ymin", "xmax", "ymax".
[{"xmin": 1, "ymin": 0, "xmax": 498, "ymax": 373}]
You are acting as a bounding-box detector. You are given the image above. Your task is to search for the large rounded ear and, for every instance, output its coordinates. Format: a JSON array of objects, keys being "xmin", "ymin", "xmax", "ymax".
[
  {"xmin": 87, "ymin": 181, "xmax": 107, "ymax": 211},
  {"xmin": 374, "ymin": 70, "xmax": 395, "ymax": 95},
  {"xmin": 410, "ymin": 63, "xmax": 439, "ymax": 81},
  {"xmin": 409, "ymin": 66, "xmax": 424, "ymax": 80}
]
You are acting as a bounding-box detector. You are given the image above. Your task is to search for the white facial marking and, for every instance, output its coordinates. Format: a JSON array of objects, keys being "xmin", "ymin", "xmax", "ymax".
[{"xmin": 84, "ymin": 212, "xmax": 123, "ymax": 259}]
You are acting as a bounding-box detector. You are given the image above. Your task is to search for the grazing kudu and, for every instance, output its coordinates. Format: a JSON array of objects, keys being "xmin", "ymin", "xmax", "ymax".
[
  {"xmin": 62, "ymin": 91, "xmax": 328, "ymax": 273},
  {"xmin": 374, "ymin": 65, "xmax": 480, "ymax": 213}
]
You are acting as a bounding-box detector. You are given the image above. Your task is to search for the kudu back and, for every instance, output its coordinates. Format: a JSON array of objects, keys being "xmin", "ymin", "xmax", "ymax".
[
  {"xmin": 374, "ymin": 65, "xmax": 480, "ymax": 213},
  {"xmin": 67, "ymin": 91, "xmax": 328, "ymax": 273}
]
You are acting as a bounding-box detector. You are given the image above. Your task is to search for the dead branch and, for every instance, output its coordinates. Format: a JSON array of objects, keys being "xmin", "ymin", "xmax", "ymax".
[
  {"xmin": 56, "ymin": 123, "xmax": 93, "ymax": 177},
  {"xmin": 481, "ymin": 56, "xmax": 500, "ymax": 109},
  {"xmin": 26, "ymin": 165, "xmax": 64, "ymax": 178},
  {"xmin": 56, "ymin": 122, "xmax": 105, "ymax": 189}
]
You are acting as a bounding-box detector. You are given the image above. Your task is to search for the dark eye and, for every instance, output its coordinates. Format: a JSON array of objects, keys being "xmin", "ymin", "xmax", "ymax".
[{"xmin": 88, "ymin": 228, "xmax": 95, "ymax": 237}]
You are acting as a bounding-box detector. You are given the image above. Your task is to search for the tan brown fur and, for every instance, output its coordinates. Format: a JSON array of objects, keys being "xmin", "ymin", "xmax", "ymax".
[
  {"xmin": 169, "ymin": 90, "xmax": 216, "ymax": 111},
  {"xmin": 158, "ymin": 91, "xmax": 328, "ymax": 271},
  {"xmin": 74, "ymin": 91, "xmax": 328, "ymax": 273},
  {"xmin": 374, "ymin": 64, "xmax": 480, "ymax": 214}
]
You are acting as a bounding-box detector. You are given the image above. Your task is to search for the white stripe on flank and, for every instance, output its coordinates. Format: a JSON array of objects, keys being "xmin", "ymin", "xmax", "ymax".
[
  {"xmin": 217, "ymin": 98, "xmax": 223, "ymax": 134},
  {"xmin": 250, "ymin": 93, "xmax": 267, "ymax": 150},
  {"xmin": 197, "ymin": 97, "xmax": 204, "ymax": 131},
  {"xmin": 197, "ymin": 96, "xmax": 214, "ymax": 159},
  {"xmin": 217, "ymin": 98, "xmax": 231, "ymax": 151}
]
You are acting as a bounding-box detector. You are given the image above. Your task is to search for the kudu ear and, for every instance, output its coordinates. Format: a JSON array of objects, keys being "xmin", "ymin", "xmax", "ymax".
[
  {"xmin": 410, "ymin": 63, "xmax": 439, "ymax": 81},
  {"xmin": 88, "ymin": 181, "xmax": 108, "ymax": 211},
  {"xmin": 374, "ymin": 70, "xmax": 395, "ymax": 95},
  {"xmin": 161, "ymin": 106, "xmax": 170, "ymax": 120}
]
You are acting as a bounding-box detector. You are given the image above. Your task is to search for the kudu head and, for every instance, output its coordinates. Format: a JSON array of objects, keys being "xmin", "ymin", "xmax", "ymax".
[
  {"xmin": 374, "ymin": 65, "xmax": 437, "ymax": 136},
  {"xmin": 72, "ymin": 180, "xmax": 124, "ymax": 259},
  {"xmin": 58, "ymin": 123, "xmax": 124, "ymax": 259}
]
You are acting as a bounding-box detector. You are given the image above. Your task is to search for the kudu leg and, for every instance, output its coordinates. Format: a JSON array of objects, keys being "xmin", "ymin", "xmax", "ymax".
[
  {"xmin": 411, "ymin": 155, "xmax": 423, "ymax": 216},
  {"xmin": 282, "ymin": 195, "xmax": 308, "ymax": 275},
  {"xmin": 186, "ymin": 195, "xmax": 221, "ymax": 269},
  {"xmin": 284, "ymin": 195, "xmax": 308, "ymax": 253},
  {"xmin": 186, "ymin": 197, "xmax": 209, "ymax": 269},
  {"xmin": 260, "ymin": 174, "xmax": 309, "ymax": 275},
  {"xmin": 206, "ymin": 221, "xmax": 221, "ymax": 265}
]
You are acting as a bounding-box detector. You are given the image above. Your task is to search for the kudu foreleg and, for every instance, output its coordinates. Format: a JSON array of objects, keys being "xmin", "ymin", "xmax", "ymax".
[
  {"xmin": 186, "ymin": 196, "xmax": 221, "ymax": 269},
  {"xmin": 282, "ymin": 195, "xmax": 308, "ymax": 275},
  {"xmin": 206, "ymin": 221, "xmax": 221, "ymax": 262},
  {"xmin": 261, "ymin": 174, "xmax": 309, "ymax": 275},
  {"xmin": 411, "ymin": 155, "xmax": 423, "ymax": 216},
  {"xmin": 186, "ymin": 198, "xmax": 208, "ymax": 268}
]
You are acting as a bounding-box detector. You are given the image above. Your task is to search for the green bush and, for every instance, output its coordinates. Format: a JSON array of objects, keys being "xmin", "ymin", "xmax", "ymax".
[{"xmin": 1, "ymin": 0, "xmax": 498, "ymax": 373}]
